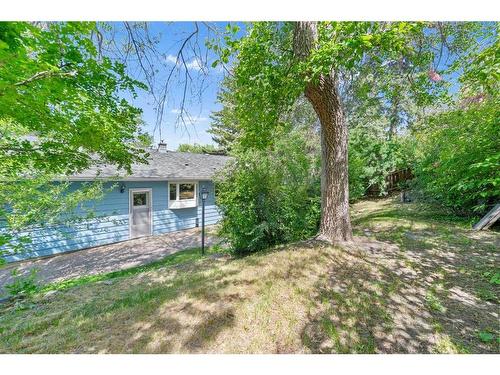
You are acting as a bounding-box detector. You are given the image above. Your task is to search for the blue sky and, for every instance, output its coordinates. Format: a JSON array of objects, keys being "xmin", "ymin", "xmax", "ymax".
[{"xmin": 109, "ymin": 22, "xmax": 244, "ymax": 150}]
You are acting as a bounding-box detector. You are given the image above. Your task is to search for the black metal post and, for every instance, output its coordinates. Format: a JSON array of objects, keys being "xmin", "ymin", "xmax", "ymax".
[{"xmin": 201, "ymin": 197, "xmax": 205, "ymax": 255}]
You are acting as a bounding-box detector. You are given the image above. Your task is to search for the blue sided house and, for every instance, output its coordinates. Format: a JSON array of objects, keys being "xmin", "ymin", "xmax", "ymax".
[{"xmin": 3, "ymin": 147, "xmax": 231, "ymax": 262}]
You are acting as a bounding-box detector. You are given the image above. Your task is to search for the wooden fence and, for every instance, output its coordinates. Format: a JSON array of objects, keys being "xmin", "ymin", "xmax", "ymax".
[{"xmin": 366, "ymin": 168, "xmax": 414, "ymax": 195}]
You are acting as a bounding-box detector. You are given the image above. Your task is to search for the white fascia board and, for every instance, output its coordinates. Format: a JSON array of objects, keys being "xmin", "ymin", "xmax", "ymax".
[{"xmin": 62, "ymin": 176, "xmax": 214, "ymax": 182}]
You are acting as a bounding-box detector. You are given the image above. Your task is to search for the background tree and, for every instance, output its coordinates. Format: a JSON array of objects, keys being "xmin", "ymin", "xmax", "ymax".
[
  {"xmin": 209, "ymin": 75, "xmax": 319, "ymax": 152},
  {"xmin": 176, "ymin": 143, "xmax": 225, "ymax": 154},
  {"xmin": 412, "ymin": 29, "xmax": 500, "ymax": 216},
  {"xmin": 208, "ymin": 76, "xmax": 241, "ymax": 152}
]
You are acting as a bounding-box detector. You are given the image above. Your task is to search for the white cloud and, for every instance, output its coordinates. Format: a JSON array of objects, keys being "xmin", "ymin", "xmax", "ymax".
[
  {"xmin": 185, "ymin": 58, "xmax": 204, "ymax": 72},
  {"xmin": 165, "ymin": 54, "xmax": 179, "ymax": 65},
  {"xmin": 169, "ymin": 110, "xmax": 207, "ymax": 123},
  {"xmin": 165, "ymin": 54, "xmax": 205, "ymax": 72},
  {"xmin": 189, "ymin": 115, "xmax": 208, "ymax": 124},
  {"xmin": 179, "ymin": 115, "xmax": 209, "ymax": 125}
]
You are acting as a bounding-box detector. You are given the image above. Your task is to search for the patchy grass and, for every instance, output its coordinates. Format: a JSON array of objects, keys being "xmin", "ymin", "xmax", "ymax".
[
  {"xmin": 425, "ymin": 290, "xmax": 447, "ymax": 313},
  {"xmin": 0, "ymin": 196, "xmax": 498, "ymax": 353},
  {"xmin": 432, "ymin": 334, "xmax": 471, "ymax": 354}
]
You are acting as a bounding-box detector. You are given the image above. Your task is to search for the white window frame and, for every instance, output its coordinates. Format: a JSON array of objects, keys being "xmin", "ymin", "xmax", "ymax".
[
  {"xmin": 128, "ymin": 188, "xmax": 153, "ymax": 237},
  {"xmin": 168, "ymin": 181, "xmax": 198, "ymax": 209}
]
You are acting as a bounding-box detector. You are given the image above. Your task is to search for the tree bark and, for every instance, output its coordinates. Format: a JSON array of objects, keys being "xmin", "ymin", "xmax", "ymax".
[{"xmin": 293, "ymin": 22, "xmax": 353, "ymax": 243}]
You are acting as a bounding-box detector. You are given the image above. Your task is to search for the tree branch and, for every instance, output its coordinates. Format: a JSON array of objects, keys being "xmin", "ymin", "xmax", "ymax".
[{"xmin": 14, "ymin": 69, "xmax": 76, "ymax": 86}]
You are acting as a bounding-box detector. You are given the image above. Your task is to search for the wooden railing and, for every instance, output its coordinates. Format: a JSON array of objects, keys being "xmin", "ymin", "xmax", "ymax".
[
  {"xmin": 386, "ymin": 168, "xmax": 413, "ymax": 191},
  {"xmin": 366, "ymin": 168, "xmax": 414, "ymax": 195}
]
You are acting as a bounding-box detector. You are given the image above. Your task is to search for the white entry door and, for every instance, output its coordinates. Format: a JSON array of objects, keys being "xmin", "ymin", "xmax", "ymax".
[{"xmin": 129, "ymin": 189, "xmax": 152, "ymax": 238}]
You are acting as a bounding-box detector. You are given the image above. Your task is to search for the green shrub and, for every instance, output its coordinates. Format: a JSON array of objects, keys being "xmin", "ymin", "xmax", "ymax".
[
  {"xmin": 215, "ymin": 130, "xmax": 321, "ymax": 254},
  {"xmin": 348, "ymin": 125, "xmax": 416, "ymax": 200},
  {"xmin": 413, "ymin": 101, "xmax": 500, "ymax": 216},
  {"xmin": 4, "ymin": 268, "xmax": 39, "ymax": 298}
]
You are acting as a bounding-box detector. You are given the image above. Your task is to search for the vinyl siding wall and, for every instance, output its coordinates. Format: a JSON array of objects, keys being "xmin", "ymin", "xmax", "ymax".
[{"xmin": 2, "ymin": 180, "xmax": 220, "ymax": 262}]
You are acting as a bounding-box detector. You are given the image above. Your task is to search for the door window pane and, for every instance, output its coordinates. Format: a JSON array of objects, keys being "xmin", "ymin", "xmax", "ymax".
[
  {"xmin": 133, "ymin": 192, "xmax": 147, "ymax": 206},
  {"xmin": 179, "ymin": 183, "xmax": 195, "ymax": 200},
  {"xmin": 169, "ymin": 184, "xmax": 177, "ymax": 201}
]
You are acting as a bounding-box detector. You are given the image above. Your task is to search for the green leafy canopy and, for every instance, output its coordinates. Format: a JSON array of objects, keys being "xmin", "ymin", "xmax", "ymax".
[
  {"xmin": 212, "ymin": 22, "xmax": 487, "ymax": 152},
  {"xmin": 0, "ymin": 22, "xmax": 149, "ymax": 260}
]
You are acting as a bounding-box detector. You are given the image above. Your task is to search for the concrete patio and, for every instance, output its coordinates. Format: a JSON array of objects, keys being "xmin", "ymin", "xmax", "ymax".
[{"xmin": 0, "ymin": 226, "xmax": 219, "ymax": 296}]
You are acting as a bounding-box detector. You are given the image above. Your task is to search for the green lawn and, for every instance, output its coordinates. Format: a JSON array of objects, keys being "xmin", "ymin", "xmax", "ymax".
[{"xmin": 0, "ymin": 197, "xmax": 498, "ymax": 353}]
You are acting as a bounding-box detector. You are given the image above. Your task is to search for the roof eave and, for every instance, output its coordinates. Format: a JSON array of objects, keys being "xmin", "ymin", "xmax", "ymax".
[{"xmin": 63, "ymin": 176, "xmax": 217, "ymax": 182}]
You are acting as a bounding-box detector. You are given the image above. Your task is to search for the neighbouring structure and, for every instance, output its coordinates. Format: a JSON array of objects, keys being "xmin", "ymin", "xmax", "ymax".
[
  {"xmin": 3, "ymin": 148, "xmax": 231, "ymax": 262},
  {"xmin": 473, "ymin": 204, "xmax": 500, "ymax": 231}
]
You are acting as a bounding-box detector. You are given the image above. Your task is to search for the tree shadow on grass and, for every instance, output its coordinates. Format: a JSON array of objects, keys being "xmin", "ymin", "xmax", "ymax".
[
  {"xmin": 300, "ymin": 200, "xmax": 499, "ymax": 353},
  {"xmin": 0, "ymin": 258, "xmax": 245, "ymax": 353},
  {"xmin": 111, "ymin": 246, "xmax": 337, "ymax": 353},
  {"xmin": 1, "ymin": 199, "xmax": 498, "ymax": 354},
  {"xmin": 300, "ymin": 240, "xmax": 434, "ymax": 353}
]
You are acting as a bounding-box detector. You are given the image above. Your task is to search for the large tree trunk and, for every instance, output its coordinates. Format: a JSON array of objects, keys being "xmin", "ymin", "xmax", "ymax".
[{"xmin": 293, "ymin": 22, "xmax": 353, "ymax": 243}]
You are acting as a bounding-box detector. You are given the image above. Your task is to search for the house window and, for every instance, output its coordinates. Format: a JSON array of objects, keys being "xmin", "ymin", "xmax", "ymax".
[
  {"xmin": 133, "ymin": 192, "xmax": 147, "ymax": 206},
  {"xmin": 168, "ymin": 182, "xmax": 198, "ymax": 209},
  {"xmin": 179, "ymin": 183, "xmax": 195, "ymax": 200},
  {"xmin": 169, "ymin": 184, "xmax": 177, "ymax": 201}
]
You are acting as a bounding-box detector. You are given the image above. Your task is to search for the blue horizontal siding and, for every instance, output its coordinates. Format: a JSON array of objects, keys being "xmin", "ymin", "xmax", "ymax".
[{"xmin": 2, "ymin": 180, "xmax": 221, "ymax": 262}]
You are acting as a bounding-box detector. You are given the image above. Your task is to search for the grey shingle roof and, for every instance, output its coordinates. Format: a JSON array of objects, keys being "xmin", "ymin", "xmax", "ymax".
[{"xmin": 69, "ymin": 151, "xmax": 232, "ymax": 181}]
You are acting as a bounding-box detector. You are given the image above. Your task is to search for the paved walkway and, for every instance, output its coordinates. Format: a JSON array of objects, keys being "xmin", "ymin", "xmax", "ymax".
[{"xmin": 0, "ymin": 226, "xmax": 219, "ymax": 295}]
